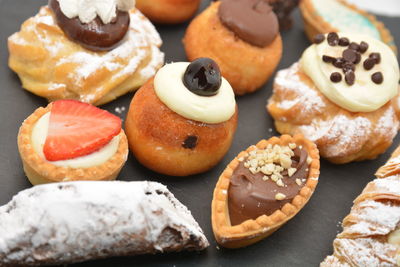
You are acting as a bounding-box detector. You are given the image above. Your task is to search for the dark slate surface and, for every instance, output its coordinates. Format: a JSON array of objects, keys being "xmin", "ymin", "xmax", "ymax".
[{"xmin": 0, "ymin": 0, "xmax": 399, "ymax": 266}]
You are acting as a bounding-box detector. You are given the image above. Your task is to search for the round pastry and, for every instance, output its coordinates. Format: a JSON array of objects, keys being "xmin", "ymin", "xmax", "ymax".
[
  {"xmin": 125, "ymin": 58, "xmax": 238, "ymax": 176},
  {"xmin": 17, "ymin": 100, "xmax": 129, "ymax": 185},
  {"xmin": 299, "ymin": 0, "xmax": 397, "ymax": 54},
  {"xmin": 267, "ymin": 32, "xmax": 400, "ymax": 164},
  {"xmin": 8, "ymin": 0, "xmax": 164, "ymax": 106},
  {"xmin": 211, "ymin": 134, "xmax": 320, "ymax": 248},
  {"xmin": 183, "ymin": 0, "xmax": 282, "ymax": 95},
  {"xmin": 135, "ymin": 0, "xmax": 201, "ymax": 24}
]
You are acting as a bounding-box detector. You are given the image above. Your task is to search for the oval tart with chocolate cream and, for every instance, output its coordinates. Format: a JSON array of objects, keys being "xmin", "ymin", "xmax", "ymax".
[{"xmin": 211, "ymin": 134, "xmax": 320, "ymax": 248}]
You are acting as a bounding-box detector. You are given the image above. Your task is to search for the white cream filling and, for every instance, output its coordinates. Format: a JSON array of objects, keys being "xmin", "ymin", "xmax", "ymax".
[
  {"xmin": 154, "ymin": 62, "xmax": 236, "ymax": 124},
  {"xmin": 300, "ymin": 33, "xmax": 399, "ymax": 112},
  {"xmin": 31, "ymin": 112, "xmax": 120, "ymax": 168},
  {"xmin": 58, "ymin": 0, "xmax": 135, "ymax": 24}
]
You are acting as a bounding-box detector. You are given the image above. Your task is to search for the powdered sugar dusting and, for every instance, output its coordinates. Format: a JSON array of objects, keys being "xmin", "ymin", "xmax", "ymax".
[
  {"xmin": 275, "ymin": 63, "xmax": 325, "ymax": 113},
  {"xmin": 299, "ymin": 115, "xmax": 371, "ymax": 158},
  {"xmin": 0, "ymin": 181, "xmax": 208, "ymax": 265}
]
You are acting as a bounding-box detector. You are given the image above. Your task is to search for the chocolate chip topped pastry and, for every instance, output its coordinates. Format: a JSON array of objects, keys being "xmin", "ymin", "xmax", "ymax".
[
  {"xmin": 125, "ymin": 58, "xmax": 238, "ymax": 176},
  {"xmin": 212, "ymin": 134, "xmax": 320, "ymax": 248},
  {"xmin": 0, "ymin": 181, "xmax": 209, "ymax": 266},
  {"xmin": 299, "ymin": 0, "xmax": 397, "ymax": 54},
  {"xmin": 8, "ymin": 0, "xmax": 164, "ymax": 105},
  {"xmin": 183, "ymin": 0, "xmax": 282, "ymax": 95},
  {"xmin": 267, "ymin": 32, "xmax": 400, "ymax": 164}
]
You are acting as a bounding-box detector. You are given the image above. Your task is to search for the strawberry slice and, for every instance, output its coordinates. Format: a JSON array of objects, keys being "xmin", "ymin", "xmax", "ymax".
[{"xmin": 43, "ymin": 100, "xmax": 121, "ymax": 161}]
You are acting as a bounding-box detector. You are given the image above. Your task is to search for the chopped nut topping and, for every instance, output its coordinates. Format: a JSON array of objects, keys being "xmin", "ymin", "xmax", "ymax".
[
  {"xmin": 295, "ymin": 179, "xmax": 302, "ymax": 186},
  {"xmin": 275, "ymin": 193, "xmax": 286, "ymax": 200},
  {"xmin": 243, "ymin": 144, "xmax": 310, "ymax": 188},
  {"xmin": 288, "ymin": 168, "xmax": 297, "ymax": 177},
  {"xmin": 276, "ymin": 179, "xmax": 284, "ymax": 187}
]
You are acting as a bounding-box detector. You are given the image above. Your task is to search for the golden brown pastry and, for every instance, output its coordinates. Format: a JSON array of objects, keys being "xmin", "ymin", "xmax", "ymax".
[
  {"xmin": 267, "ymin": 32, "xmax": 400, "ymax": 164},
  {"xmin": 136, "ymin": 0, "xmax": 201, "ymax": 24},
  {"xmin": 183, "ymin": 0, "xmax": 282, "ymax": 95},
  {"xmin": 125, "ymin": 59, "xmax": 238, "ymax": 176},
  {"xmin": 18, "ymin": 100, "xmax": 128, "ymax": 185},
  {"xmin": 212, "ymin": 134, "xmax": 320, "ymax": 248},
  {"xmin": 299, "ymin": 0, "xmax": 397, "ymax": 54},
  {"xmin": 321, "ymin": 161, "xmax": 400, "ymax": 266},
  {"xmin": 8, "ymin": 2, "xmax": 164, "ymax": 105}
]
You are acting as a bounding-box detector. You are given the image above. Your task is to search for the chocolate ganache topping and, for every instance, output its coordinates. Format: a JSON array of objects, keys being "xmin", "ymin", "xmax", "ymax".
[
  {"xmin": 218, "ymin": 0, "xmax": 279, "ymax": 47},
  {"xmin": 228, "ymin": 145, "xmax": 310, "ymax": 226},
  {"xmin": 49, "ymin": 0, "xmax": 130, "ymax": 52}
]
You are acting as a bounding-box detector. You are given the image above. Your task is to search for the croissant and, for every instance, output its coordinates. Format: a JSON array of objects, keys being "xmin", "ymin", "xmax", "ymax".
[{"xmin": 0, "ymin": 181, "xmax": 209, "ymax": 266}]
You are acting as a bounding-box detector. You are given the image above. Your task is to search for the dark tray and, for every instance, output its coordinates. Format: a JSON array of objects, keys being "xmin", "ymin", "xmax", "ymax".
[{"xmin": 0, "ymin": 1, "xmax": 399, "ymax": 266}]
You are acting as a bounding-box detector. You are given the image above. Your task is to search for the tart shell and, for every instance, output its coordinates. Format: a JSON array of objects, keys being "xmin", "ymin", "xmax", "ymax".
[
  {"xmin": 183, "ymin": 2, "xmax": 282, "ymax": 95},
  {"xmin": 211, "ymin": 134, "xmax": 320, "ymax": 248},
  {"xmin": 299, "ymin": 0, "xmax": 397, "ymax": 54},
  {"xmin": 125, "ymin": 78, "xmax": 238, "ymax": 177},
  {"xmin": 17, "ymin": 104, "xmax": 129, "ymax": 185}
]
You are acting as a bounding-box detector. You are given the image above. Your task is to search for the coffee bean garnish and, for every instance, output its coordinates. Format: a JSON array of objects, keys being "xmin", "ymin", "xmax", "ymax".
[
  {"xmin": 330, "ymin": 72, "xmax": 342, "ymax": 83},
  {"xmin": 327, "ymin": 32, "xmax": 339, "ymax": 46},
  {"xmin": 371, "ymin": 72, "xmax": 383, "ymax": 84},
  {"xmin": 182, "ymin": 135, "xmax": 198, "ymax": 149},
  {"xmin": 345, "ymin": 71, "xmax": 355, "ymax": 85},
  {"xmin": 349, "ymin": 42, "xmax": 360, "ymax": 51},
  {"xmin": 322, "ymin": 55, "xmax": 336, "ymax": 63},
  {"xmin": 369, "ymin": 52, "xmax": 381, "ymax": 64},
  {"xmin": 343, "ymin": 49, "xmax": 357, "ymax": 63},
  {"xmin": 363, "ymin": 58, "xmax": 375, "ymax": 70},
  {"xmin": 314, "ymin": 34, "xmax": 325, "ymax": 44},
  {"xmin": 338, "ymin": 37, "xmax": 350, "ymax": 46},
  {"xmin": 359, "ymin": 41, "xmax": 369, "ymax": 53}
]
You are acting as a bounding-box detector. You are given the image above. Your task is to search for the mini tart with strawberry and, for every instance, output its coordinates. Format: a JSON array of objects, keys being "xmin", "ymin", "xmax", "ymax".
[
  {"xmin": 211, "ymin": 135, "xmax": 320, "ymax": 248},
  {"xmin": 17, "ymin": 100, "xmax": 128, "ymax": 185},
  {"xmin": 183, "ymin": 0, "xmax": 282, "ymax": 95},
  {"xmin": 125, "ymin": 58, "xmax": 238, "ymax": 177}
]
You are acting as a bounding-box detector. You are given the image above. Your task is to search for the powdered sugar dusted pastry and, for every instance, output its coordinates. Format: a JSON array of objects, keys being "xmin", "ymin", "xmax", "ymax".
[
  {"xmin": 125, "ymin": 58, "xmax": 238, "ymax": 176},
  {"xmin": 0, "ymin": 181, "xmax": 209, "ymax": 266},
  {"xmin": 267, "ymin": 32, "xmax": 400, "ymax": 164},
  {"xmin": 321, "ymin": 175, "xmax": 400, "ymax": 266},
  {"xmin": 8, "ymin": 0, "xmax": 164, "ymax": 105},
  {"xmin": 18, "ymin": 100, "xmax": 128, "ymax": 185}
]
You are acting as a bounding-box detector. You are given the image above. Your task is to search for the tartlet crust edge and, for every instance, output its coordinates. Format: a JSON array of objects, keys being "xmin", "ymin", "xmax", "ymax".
[
  {"xmin": 17, "ymin": 104, "xmax": 129, "ymax": 185},
  {"xmin": 211, "ymin": 134, "xmax": 320, "ymax": 248}
]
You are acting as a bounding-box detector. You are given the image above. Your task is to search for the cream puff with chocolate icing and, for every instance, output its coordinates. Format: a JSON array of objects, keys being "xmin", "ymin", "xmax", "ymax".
[
  {"xmin": 183, "ymin": 0, "xmax": 282, "ymax": 95},
  {"xmin": 212, "ymin": 134, "xmax": 320, "ymax": 248},
  {"xmin": 136, "ymin": 0, "xmax": 201, "ymax": 24},
  {"xmin": 8, "ymin": 0, "xmax": 164, "ymax": 105},
  {"xmin": 18, "ymin": 100, "xmax": 129, "ymax": 185},
  {"xmin": 267, "ymin": 32, "xmax": 400, "ymax": 164},
  {"xmin": 125, "ymin": 58, "xmax": 238, "ymax": 176}
]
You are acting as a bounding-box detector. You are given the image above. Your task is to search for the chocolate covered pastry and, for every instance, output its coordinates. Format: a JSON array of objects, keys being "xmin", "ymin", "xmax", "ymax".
[
  {"xmin": 0, "ymin": 181, "xmax": 209, "ymax": 266},
  {"xmin": 212, "ymin": 134, "xmax": 320, "ymax": 248}
]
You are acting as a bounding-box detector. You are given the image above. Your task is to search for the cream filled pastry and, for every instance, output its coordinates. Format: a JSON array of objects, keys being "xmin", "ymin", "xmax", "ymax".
[
  {"xmin": 17, "ymin": 100, "xmax": 129, "ymax": 185},
  {"xmin": 8, "ymin": 0, "xmax": 164, "ymax": 105},
  {"xmin": 300, "ymin": 32, "xmax": 399, "ymax": 112},
  {"xmin": 125, "ymin": 58, "xmax": 238, "ymax": 176},
  {"xmin": 268, "ymin": 32, "xmax": 400, "ymax": 164}
]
